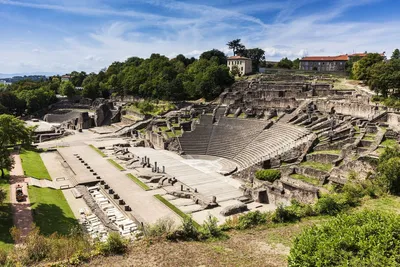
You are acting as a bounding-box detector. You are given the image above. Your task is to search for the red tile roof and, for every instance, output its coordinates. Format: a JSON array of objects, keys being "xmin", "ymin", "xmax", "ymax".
[
  {"xmin": 228, "ymin": 56, "xmax": 251, "ymax": 60},
  {"xmin": 301, "ymin": 53, "xmax": 385, "ymax": 61}
]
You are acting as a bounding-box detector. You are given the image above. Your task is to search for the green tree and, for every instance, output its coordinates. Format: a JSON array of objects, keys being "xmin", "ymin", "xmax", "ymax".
[
  {"xmin": 392, "ymin": 49, "xmax": 400, "ymax": 60},
  {"xmin": 277, "ymin": 57, "xmax": 293, "ymax": 69},
  {"xmin": 0, "ymin": 114, "xmax": 33, "ymax": 178},
  {"xmin": 377, "ymin": 145, "xmax": 400, "ymax": 194},
  {"xmin": 345, "ymin": 55, "xmax": 361, "ymax": 77},
  {"xmin": 60, "ymin": 81, "xmax": 76, "ymax": 98},
  {"xmin": 243, "ymin": 48, "xmax": 265, "ymax": 72},
  {"xmin": 231, "ymin": 65, "xmax": 240, "ymax": 77},
  {"xmin": 16, "ymin": 87, "xmax": 57, "ymax": 113},
  {"xmin": 200, "ymin": 49, "xmax": 227, "ymax": 65},
  {"xmin": 226, "ymin": 39, "xmax": 246, "ymax": 56},
  {"xmin": 292, "ymin": 58, "xmax": 300, "ymax": 69},
  {"xmin": 352, "ymin": 53, "xmax": 384, "ymax": 81}
]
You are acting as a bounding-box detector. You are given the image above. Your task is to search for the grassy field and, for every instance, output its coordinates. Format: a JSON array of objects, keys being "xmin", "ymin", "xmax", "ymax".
[
  {"xmin": 28, "ymin": 186, "xmax": 77, "ymax": 236},
  {"xmin": 107, "ymin": 159, "xmax": 125, "ymax": 171},
  {"xmin": 126, "ymin": 173, "xmax": 150, "ymax": 191},
  {"xmin": 154, "ymin": 194, "xmax": 200, "ymax": 228},
  {"xmin": 0, "ymin": 172, "xmax": 13, "ymax": 251},
  {"xmin": 300, "ymin": 161, "xmax": 333, "ymax": 172},
  {"xmin": 20, "ymin": 149, "xmax": 51, "ymax": 180},
  {"xmin": 290, "ymin": 174, "xmax": 320, "ymax": 186},
  {"xmin": 89, "ymin": 145, "xmax": 106, "ymax": 157},
  {"xmin": 87, "ymin": 217, "xmax": 323, "ymax": 267}
]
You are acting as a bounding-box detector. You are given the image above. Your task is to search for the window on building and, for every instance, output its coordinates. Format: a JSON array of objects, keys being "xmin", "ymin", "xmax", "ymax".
[{"xmin": 241, "ymin": 67, "xmax": 243, "ymax": 71}]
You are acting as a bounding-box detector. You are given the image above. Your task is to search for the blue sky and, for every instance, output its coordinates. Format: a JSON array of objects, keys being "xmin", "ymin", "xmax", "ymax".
[{"xmin": 1, "ymin": 0, "xmax": 400, "ymax": 74}]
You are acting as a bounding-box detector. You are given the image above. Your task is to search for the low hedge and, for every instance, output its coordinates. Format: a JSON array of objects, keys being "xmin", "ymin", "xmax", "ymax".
[{"xmin": 255, "ymin": 169, "xmax": 281, "ymax": 182}]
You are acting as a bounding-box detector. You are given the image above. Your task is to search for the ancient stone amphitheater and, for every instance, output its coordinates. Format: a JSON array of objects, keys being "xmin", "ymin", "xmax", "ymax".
[{"xmin": 159, "ymin": 73, "xmax": 399, "ymax": 206}]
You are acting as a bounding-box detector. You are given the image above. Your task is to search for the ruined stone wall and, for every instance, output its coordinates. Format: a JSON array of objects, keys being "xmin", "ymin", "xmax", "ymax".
[
  {"xmin": 315, "ymin": 100, "xmax": 381, "ymax": 119},
  {"xmin": 146, "ymin": 131, "xmax": 165, "ymax": 149},
  {"xmin": 387, "ymin": 113, "xmax": 400, "ymax": 130}
]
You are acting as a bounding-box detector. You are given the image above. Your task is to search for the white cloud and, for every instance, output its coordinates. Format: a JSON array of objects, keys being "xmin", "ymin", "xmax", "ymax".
[{"xmin": 0, "ymin": 0, "xmax": 398, "ymax": 73}]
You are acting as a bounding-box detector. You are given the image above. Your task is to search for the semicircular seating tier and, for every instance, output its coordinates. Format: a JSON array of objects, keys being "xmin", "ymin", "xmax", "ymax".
[{"xmin": 178, "ymin": 115, "xmax": 313, "ymax": 171}]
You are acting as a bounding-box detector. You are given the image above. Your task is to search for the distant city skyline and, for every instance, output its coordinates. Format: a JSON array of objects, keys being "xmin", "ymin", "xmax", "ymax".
[{"xmin": 0, "ymin": 0, "xmax": 399, "ymax": 74}]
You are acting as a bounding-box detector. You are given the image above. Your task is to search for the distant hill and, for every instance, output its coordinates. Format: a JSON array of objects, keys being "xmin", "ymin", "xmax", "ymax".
[{"xmin": 0, "ymin": 72, "xmax": 59, "ymax": 79}]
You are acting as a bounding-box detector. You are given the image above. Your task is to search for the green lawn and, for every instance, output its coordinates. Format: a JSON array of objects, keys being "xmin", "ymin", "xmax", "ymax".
[
  {"xmin": 20, "ymin": 149, "xmax": 51, "ymax": 180},
  {"xmin": 154, "ymin": 194, "xmax": 200, "ymax": 228},
  {"xmin": 107, "ymin": 159, "xmax": 125, "ymax": 171},
  {"xmin": 28, "ymin": 186, "xmax": 77, "ymax": 236},
  {"xmin": 89, "ymin": 144, "xmax": 106, "ymax": 157},
  {"xmin": 126, "ymin": 173, "xmax": 150, "ymax": 191},
  {"xmin": 300, "ymin": 161, "xmax": 333, "ymax": 172},
  {"xmin": 0, "ymin": 172, "xmax": 14, "ymax": 251},
  {"xmin": 290, "ymin": 174, "xmax": 320, "ymax": 186}
]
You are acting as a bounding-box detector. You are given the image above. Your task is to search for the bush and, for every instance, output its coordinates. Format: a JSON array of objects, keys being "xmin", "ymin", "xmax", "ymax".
[
  {"xmin": 272, "ymin": 204, "xmax": 299, "ymax": 223},
  {"xmin": 287, "ymin": 200, "xmax": 315, "ymax": 218},
  {"xmin": 255, "ymin": 169, "xmax": 281, "ymax": 182},
  {"xmin": 289, "ymin": 211, "xmax": 400, "ymax": 266},
  {"xmin": 199, "ymin": 214, "xmax": 225, "ymax": 240},
  {"xmin": 145, "ymin": 217, "xmax": 176, "ymax": 239},
  {"xmin": 237, "ymin": 211, "xmax": 268, "ymax": 229},
  {"xmin": 314, "ymin": 195, "xmax": 344, "ymax": 215},
  {"xmin": 99, "ymin": 232, "xmax": 128, "ymax": 255},
  {"xmin": 168, "ymin": 216, "xmax": 200, "ymax": 241}
]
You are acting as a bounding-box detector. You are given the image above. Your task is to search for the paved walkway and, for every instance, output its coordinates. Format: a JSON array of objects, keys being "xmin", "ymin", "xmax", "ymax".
[
  {"xmin": 10, "ymin": 153, "xmax": 33, "ymax": 242},
  {"xmin": 58, "ymin": 145, "xmax": 181, "ymax": 225}
]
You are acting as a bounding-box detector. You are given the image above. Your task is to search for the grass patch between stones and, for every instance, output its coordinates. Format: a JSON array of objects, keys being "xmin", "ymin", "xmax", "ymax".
[
  {"xmin": 300, "ymin": 161, "xmax": 332, "ymax": 172},
  {"xmin": 89, "ymin": 144, "xmax": 106, "ymax": 157},
  {"xmin": 107, "ymin": 159, "xmax": 125, "ymax": 171},
  {"xmin": 290, "ymin": 174, "xmax": 320, "ymax": 186},
  {"xmin": 154, "ymin": 194, "xmax": 200, "ymax": 228},
  {"xmin": 126, "ymin": 173, "xmax": 150, "ymax": 191},
  {"xmin": 20, "ymin": 149, "xmax": 51, "ymax": 180},
  {"xmin": 310, "ymin": 150, "xmax": 340, "ymax": 155},
  {"xmin": 28, "ymin": 186, "xmax": 77, "ymax": 236}
]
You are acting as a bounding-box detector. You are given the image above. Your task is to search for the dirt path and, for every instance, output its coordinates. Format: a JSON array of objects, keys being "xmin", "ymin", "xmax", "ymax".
[{"xmin": 10, "ymin": 153, "xmax": 33, "ymax": 242}]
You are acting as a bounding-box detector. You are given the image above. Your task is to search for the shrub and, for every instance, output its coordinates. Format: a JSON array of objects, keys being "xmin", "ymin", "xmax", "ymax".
[
  {"xmin": 145, "ymin": 217, "xmax": 176, "ymax": 239},
  {"xmin": 272, "ymin": 204, "xmax": 299, "ymax": 223},
  {"xmin": 287, "ymin": 200, "xmax": 315, "ymax": 218},
  {"xmin": 99, "ymin": 232, "xmax": 128, "ymax": 255},
  {"xmin": 170, "ymin": 216, "xmax": 200, "ymax": 241},
  {"xmin": 237, "ymin": 211, "xmax": 268, "ymax": 229},
  {"xmin": 255, "ymin": 169, "xmax": 281, "ymax": 182},
  {"xmin": 314, "ymin": 195, "xmax": 344, "ymax": 215},
  {"xmin": 199, "ymin": 214, "xmax": 225, "ymax": 240},
  {"xmin": 289, "ymin": 211, "xmax": 400, "ymax": 266}
]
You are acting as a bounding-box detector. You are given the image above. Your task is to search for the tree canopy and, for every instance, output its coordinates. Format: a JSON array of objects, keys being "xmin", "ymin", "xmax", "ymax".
[
  {"xmin": 277, "ymin": 57, "xmax": 293, "ymax": 69},
  {"xmin": 352, "ymin": 53, "xmax": 384, "ymax": 81},
  {"xmin": 392, "ymin": 48, "xmax": 400, "ymax": 60},
  {"xmin": 200, "ymin": 49, "xmax": 227, "ymax": 65},
  {"xmin": 60, "ymin": 81, "xmax": 76, "ymax": 98},
  {"xmin": 226, "ymin": 39, "xmax": 246, "ymax": 56},
  {"xmin": 0, "ymin": 114, "xmax": 34, "ymax": 178}
]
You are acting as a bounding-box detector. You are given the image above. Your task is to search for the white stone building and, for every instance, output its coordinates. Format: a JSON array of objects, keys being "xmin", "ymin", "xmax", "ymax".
[{"xmin": 227, "ymin": 56, "xmax": 252, "ymax": 76}]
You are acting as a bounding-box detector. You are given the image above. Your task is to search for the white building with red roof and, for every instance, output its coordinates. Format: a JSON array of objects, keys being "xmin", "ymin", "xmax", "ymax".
[
  {"xmin": 227, "ymin": 55, "xmax": 252, "ymax": 75},
  {"xmin": 299, "ymin": 53, "xmax": 385, "ymax": 72}
]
